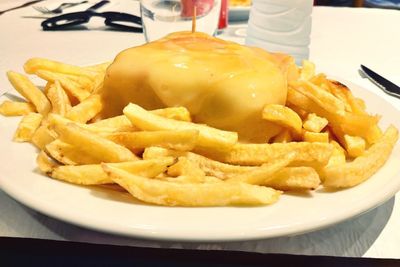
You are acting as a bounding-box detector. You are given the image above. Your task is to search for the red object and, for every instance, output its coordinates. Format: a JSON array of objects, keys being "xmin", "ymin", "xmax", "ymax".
[
  {"xmin": 218, "ymin": 0, "xmax": 228, "ymax": 29},
  {"xmin": 181, "ymin": 0, "xmax": 215, "ymax": 18}
]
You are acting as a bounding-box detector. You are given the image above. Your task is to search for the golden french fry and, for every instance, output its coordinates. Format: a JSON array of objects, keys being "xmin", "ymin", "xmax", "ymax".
[
  {"xmin": 35, "ymin": 70, "xmax": 90, "ymax": 102},
  {"xmin": 167, "ymin": 157, "xmax": 206, "ymax": 183},
  {"xmin": 36, "ymin": 150, "xmax": 59, "ymax": 174},
  {"xmin": 50, "ymin": 158, "xmax": 174, "ymax": 185},
  {"xmin": 344, "ymin": 135, "xmax": 366, "ymax": 158},
  {"xmin": 65, "ymin": 94, "xmax": 103, "ymax": 123},
  {"xmin": 302, "ymin": 113, "xmax": 328, "ymax": 133},
  {"xmin": 263, "ymin": 167, "xmax": 320, "ymax": 191},
  {"xmin": 300, "ymin": 60, "xmax": 315, "ymax": 80},
  {"xmin": 48, "ymin": 113, "xmax": 118, "ymax": 134},
  {"xmin": 46, "ymin": 139, "xmax": 100, "ymax": 165},
  {"xmin": 151, "ymin": 107, "xmax": 191, "ymax": 122},
  {"xmin": 143, "ymin": 147, "xmax": 255, "ymax": 180},
  {"xmin": 226, "ymin": 155, "xmax": 293, "ymax": 185},
  {"xmin": 262, "ymin": 104, "xmax": 302, "ymax": 135},
  {"xmin": 24, "ymin": 58, "xmax": 97, "ymax": 80},
  {"xmin": 123, "ymin": 103, "xmax": 238, "ymax": 151},
  {"xmin": 198, "ymin": 142, "xmax": 333, "ymax": 167},
  {"xmin": 325, "ymin": 140, "xmax": 347, "ymax": 167},
  {"xmin": 290, "ymin": 80, "xmax": 345, "ymax": 116},
  {"xmin": 323, "ymin": 125, "xmax": 398, "ymax": 188},
  {"xmin": 272, "ymin": 129, "xmax": 292, "ymax": 143},
  {"xmin": 89, "ymin": 115, "xmax": 132, "ymax": 129},
  {"xmin": 103, "ymin": 130, "xmax": 199, "ymax": 151},
  {"xmin": 31, "ymin": 124, "xmax": 57, "ymax": 149},
  {"xmin": 14, "ymin": 112, "xmax": 43, "ymax": 142},
  {"xmin": 46, "ymin": 80, "xmax": 71, "ymax": 116},
  {"xmin": 103, "ymin": 163, "xmax": 281, "ymax": 206},
  {"xmin": 84, "ymin": 62, "xmax": 111, "ymax": 73},
  {"xmin": 0, "ymin": 100, "xmax": 36, "ymax": 116},
  {"xmin": 303, "ymin": 131, "xmax": 329, "ymax": 143},
  {"xmin": 53, "ymin": 123, "xmax": 139, "ymax": 163},
  {"xmin": 6, "ymin": 71, "xmax": 51, "ymax": 115}
]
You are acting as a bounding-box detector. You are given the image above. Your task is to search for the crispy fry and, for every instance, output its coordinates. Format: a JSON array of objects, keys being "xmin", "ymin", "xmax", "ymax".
[
  {"xmin": 6, "ymin": 71, "xmax": 51, "ymax": 115},
  {"xmin": 302, "ymin": 113, "xmax": 328, "ymax": 133},
  {"xmin": 31, "ymin": 124, "xmax": 57, "ymax": 149},
  {"xmin": 343, "ymin": 135, "xmax": 366, "ymax": 158},
  {"xmin": 46, "ymin": 80, "xmax": 71, "ymax": 116},
  {"xmin": 272, "ymin": 129, "xmax": 292, "ymax": 143},
  {"xmin": 89, "ymin": 115, "xmax": 133, "ymax": 129},
  {"xmin": 14, "ymin": 112, "xmax": 43, "ymax": 142},
  {"xmin": 35, "ymin": 70, "xmax": 90, "ymax": 102},
  {"xmin": 262, "ymin": 104, "xmax": 302, "ymax": 135},
  {"xmin": 24, "ymin": 58, "xmax": 97, "ymax": 80},
  {"xmin": 300, "ymin": 60, "xmax": 315, "ymax": 81},
  {"xmin": 263, "ymin": 167, "xmax": 320, "ymax": 191},
  {"xmin": 198, "ymin": 142, "xmax": 333, "ymax": 167},
  {"xmin": 167, "ymin": 157, "xmax": 206, "ymax": 183},
  {"xmin": 103, "ymin": 130, "xmax": 199, "ymax": 151},
  {"xmin": 303, "ymin": 131, "xmax": 329, "ymax": 143},
  {"xmin": 53, "ymin": 123, "xmax": 139, "ymax": 162},
  {"xmin": 0, "ymin": 100, "xmax": 36, "ymax": 116},
  {"xmin": 46, "ymin": 139, "xmax": 100, "ymax": 165},
  {"xmin": 50, "ymin": 158, "xmax": 174, "ymax": 185},
  {"xmin": 103, "ymin": 164, "xmax": 281, "ymax": 206},
  {"xmin": 123, "ymin": 103, "xmax": 238, "ymax": 151},
  {"xmin": 36, "ymin": 150, "xmax": 59, "ymax": 174},
  {"xmin": 65, "ymin": 94, "xmax": 103, "ymax": 123},
  {"xmin": 84, "ymin": 62, "xmax": 111, "ymax": 73},
  {"xmin": 323, "ymin": 126, "xmax": 398, "ymax": 188},
  {"xmin": 151, "ymin": 107, "xmax": 191, "ymax": 122},
  {"xmin": 226, "ymin": 155, "xmax": 293, "ymax": 185}
]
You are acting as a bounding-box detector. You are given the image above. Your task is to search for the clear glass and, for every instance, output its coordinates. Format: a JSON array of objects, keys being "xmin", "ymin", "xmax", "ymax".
[
  {"xmin": 245, "ymin": 0, "xmax": 313, "ymax": 65},
  {"xmin": 140, "ymin": 0, "xmax": 222, "ymax": 42}
]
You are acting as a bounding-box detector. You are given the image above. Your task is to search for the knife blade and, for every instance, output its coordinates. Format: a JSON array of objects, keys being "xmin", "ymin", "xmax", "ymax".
[
  {"xmin": 0, "ymin": 0, "xmax": 44, "ymax": 15},
  {"xmin": 360, "ymin": 65, "xmax": 400, "ymax": 99}
]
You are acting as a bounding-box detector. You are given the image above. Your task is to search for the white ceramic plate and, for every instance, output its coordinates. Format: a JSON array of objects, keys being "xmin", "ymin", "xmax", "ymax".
[
  {"xmin": 228, "ymin": 6, "xmax": 250, "ymax": 21},
  {"xmin": 0, "ymin": 81, "xmax": 400, "ymax": 242}
]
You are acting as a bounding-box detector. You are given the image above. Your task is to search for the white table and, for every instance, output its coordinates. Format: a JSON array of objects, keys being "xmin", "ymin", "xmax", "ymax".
[{"xmin": 1, "ymin": 1, "xmax": 400, "ymax": 259}]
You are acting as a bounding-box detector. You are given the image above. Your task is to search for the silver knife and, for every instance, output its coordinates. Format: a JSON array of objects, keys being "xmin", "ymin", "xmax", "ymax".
[{"xmin": 360, "ymin": 65, "xmax": 400, "ymax": 99}]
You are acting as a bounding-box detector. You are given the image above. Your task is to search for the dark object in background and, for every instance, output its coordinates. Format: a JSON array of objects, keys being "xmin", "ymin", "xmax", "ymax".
[{"xmin": 315, "ymin": 0, "xmax": 364, "ymax": 6}]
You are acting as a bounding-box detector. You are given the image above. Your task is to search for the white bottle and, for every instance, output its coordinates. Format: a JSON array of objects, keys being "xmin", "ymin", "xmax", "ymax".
[{"xmin": 245, "ymin": 0, "xmax": 313, "ymax": 65}]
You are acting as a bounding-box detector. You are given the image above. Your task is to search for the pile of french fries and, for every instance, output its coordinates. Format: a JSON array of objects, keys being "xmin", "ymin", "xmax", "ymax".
[{"xmin": 0, "ymin": 58, "xmax": 398, "ymax": 206}]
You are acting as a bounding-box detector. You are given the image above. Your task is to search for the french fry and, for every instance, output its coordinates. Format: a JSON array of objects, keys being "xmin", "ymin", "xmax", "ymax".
[
  {"xmin": 14, "ymin": 112, "xmax": 43, "ymax": 142},
  {"xmin": 46, "ymin": 139, "xmax": 100, "ymax": 165},
  {"xmin": 89, "ymin": 115, "xmax": 133, "ymax": 129},
  {"xmin": 0, "ymin": 100, "xmax": 36, "ymax": 116},
  {"xmin": 46, "ymin": 80, "xmax": 71, "ymax": 116},
  {"xmin": 302, "ymin": 113, "xmax": 328, "ymax": 133},
  {"xmin": 6, "ymin": 71, "xmax": 51, "ymax": 115},
  {"xmin": 24, "ymin": 58, "xmax": 97, "ymax": 80},
  {"xmin": 103, "ymin": 130, "xmax": 199, "ymax": 152},
  {"xmin": 53, "ymin": 123, "xmax": 139, "ymax": 162},
  {"xmin": 290, "ymin": 80, "xmax": 345, "ymax": 116},
  {"xmin": 325, "ymin": 140, "xmax": 347, "ymax": 168},
  {"xmin": 226, "ymin": 155, "xmax": 293, "ymax": 185},
  {"xmin": 36, "ymin": 150, "xmax": 59, "ymax": 174},
  {"xmin": 344, "ymin": 135, "xmax": 366, "ymax": 158},
  {"xmin": 103, "ymin": 163, "xmax": 281, "ymax": 206},
  {"xmin": 323, "ymin": 125, "xmax": 398, "ymax": 188},
  {"xmin": 31, "ymin": 124, "xmax": 57, "ymax": 149},
  {"xmin": 84, "ymin": 61, "xmax": 111, "ymax": 73},
  {"xmin": 65, "ymin": 94, "xmax": 103, "ymax": 123},
  {"xmin": 262, "ymin": 104, "xmax": 302, "ymax": 135},
  {"xmin": 167, "ymin": 157, "xmax": 206, "ymax": 183},
  {"xmin": 198, "ymin": 142, "xmax": 333, "ymax": 167},
  {"xmin": 272, "ymin": 129, "xmax": 292, "ymax": 143},
  {"xmin": 151, "ymin": 107, "xmax": 192, "ymax": 122},
  {"xmin": 35, "ymin": 70, "xmax": 90, "ymax": 102},
  {"xmin": 263, "ymin": 167, "xmax": 320, "ymax": 191},
  {"xmin": 303, "ymin": 131, "xmax": 329, "ymax": 143},
  {"xmin": 50, "ymin": 158, "xmax": 174, "ymax": 185},
  {"xmin": 123, "ymin": 103, "xmax": 238, "ymax": 151},
  {"xmin": 300, "ymin": 60, "xmax": 315, "ymax": 81}
]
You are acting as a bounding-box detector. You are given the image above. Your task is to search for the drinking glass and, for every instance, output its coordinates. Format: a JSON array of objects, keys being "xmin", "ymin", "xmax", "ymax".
[{"xmin": 140, "ymin": 0, "xmax": 222, "ymax": 42}]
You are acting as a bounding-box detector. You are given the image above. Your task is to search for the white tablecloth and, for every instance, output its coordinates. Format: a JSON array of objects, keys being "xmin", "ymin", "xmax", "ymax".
[{"xmin": 0, "ymin": 0, "xmax": 400, "ymax": 259}]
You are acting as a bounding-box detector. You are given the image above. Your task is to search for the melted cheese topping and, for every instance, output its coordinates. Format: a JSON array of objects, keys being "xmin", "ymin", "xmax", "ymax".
[{"xmin": 99, "ymin": 32, "xmax": 293, "ymax": 142}]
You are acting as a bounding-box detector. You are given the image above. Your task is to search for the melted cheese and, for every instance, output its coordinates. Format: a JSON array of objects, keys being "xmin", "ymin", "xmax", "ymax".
[{"xmin": 99, "ymin": 31, "xmax": 293, "ymax": 142}]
